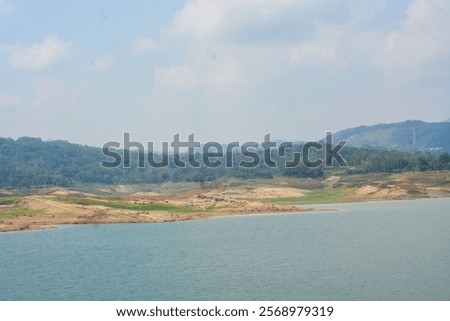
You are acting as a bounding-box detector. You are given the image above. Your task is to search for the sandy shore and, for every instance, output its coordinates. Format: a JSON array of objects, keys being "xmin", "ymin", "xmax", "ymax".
[
  {"xmin": 0, "ymin": 199, "xmax": 309, "ymax": 233},
  {"xmin": 2, "ymin": 172, "xmax": 450, "ymax": 233},
  {"xmin": 0, "ymin": 187, "xmax": 311, "ymax": 233}
]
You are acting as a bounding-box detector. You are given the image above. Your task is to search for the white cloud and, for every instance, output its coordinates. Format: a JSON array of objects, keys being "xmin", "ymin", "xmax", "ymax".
[
  {"xmin": 150, "ymin": 0, "xmax": 450, "ymax": 142},
  {"xmin": 375, "ymin": 0, "xmax": 450, "ymax": 70},
  {"xmin": 132, "ymin": 37, "xmax": 157, "ymax": 53},
  {"xmin": 169, "ymin": 0, "xmax": 228, "ymax": 40},
  {"xmin": 165, "ymin": 0, "xmax": 386, "ymax": 91},
  {"xmin": 167, "ymin": 0, "xmax": 450, "ymax": 91},
  {"xmin": 0, "ymin": 0, "xmax": 14, "ymax": 14},
  {"xmin": 168, "ymin": 0, "xmax": 304, "ymax": 40},
  {"xmin": 154, "ymin": 65, "xmax": 196, "ymax": 90},
  {"xmin": 89, "ymin": 54, "xmax": 114, "ymax": 70},
  {"xmin": 5, "ymin": 36, "xmax": 71, "ymax": 70},
  {"xmin": 4, "ymin": 0, "xmax": 447, "ymax": 145}
]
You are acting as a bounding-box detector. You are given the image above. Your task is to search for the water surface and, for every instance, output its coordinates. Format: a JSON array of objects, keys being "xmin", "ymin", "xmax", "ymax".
[{"xmin": 1, "ymin": 198, "xmax": 449, "ymax": 300}]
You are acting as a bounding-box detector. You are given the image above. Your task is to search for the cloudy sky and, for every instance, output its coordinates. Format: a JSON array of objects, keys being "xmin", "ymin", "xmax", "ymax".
[{"xmin": 1, "ymin": 0, "xmax": 449, "ymax": 146}]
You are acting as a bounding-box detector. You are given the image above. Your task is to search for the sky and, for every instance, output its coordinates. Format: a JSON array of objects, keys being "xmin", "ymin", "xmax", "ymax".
[{"xmin": 0, "ymin": 0, "xmax": 449, "ymax": 147}]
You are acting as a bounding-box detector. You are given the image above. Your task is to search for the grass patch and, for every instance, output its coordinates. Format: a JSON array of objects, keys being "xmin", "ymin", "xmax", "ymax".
[
  {"xmin": 0, "ymin": 197, "xmax": 19, "ymax": 205},
  {"xmin": 0, "ymin": 203, "xmax": 45, "ymax": 219},
  {"xmin": 264, "ymin": 188, "xmax": 355, "ymax": 204},
  {"xmin": 54, "ymin": 197, "xmax": 198, "ymax": 213}
]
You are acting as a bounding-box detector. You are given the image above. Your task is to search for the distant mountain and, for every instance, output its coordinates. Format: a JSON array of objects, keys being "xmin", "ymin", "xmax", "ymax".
[{"xmin": 333, "ymin": 120, "xmax": 450, "ymax": 154}]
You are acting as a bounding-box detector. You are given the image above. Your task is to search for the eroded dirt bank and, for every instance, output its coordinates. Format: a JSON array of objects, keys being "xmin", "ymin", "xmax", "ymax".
[{"xmin": 1, "ymin": 171, "xmax": 449, "ymax": 232}]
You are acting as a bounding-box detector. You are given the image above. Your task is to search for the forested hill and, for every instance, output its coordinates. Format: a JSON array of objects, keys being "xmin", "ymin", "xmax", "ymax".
[
  {"xmin": 333, "ymin": 120, "xmax": 450, "ymax": 154},
  {"xmin": 0, "ymin": 137, "xmax": 105, "ymax": 187},
  {"xmin": 1, "ymin": 135, "xmax": 450, "ymax": 188}
]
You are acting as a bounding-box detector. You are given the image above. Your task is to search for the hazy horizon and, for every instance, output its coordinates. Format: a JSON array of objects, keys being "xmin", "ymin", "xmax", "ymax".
[
  {"xmin": 1, "ymin": 0, "xmax": 450, "ymax": 147},
  {"xmin": 2, "ymin": 118, "xmax": 450, "ymax": 149}
]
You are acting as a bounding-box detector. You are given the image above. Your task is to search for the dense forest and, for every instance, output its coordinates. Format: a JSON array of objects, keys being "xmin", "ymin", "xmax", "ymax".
[{"xmin": 1, "ymin": 136, "xmax": 450, "ymax": 188}]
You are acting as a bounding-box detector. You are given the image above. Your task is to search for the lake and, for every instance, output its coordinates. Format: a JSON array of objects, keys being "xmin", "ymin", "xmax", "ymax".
[{"xmin": 1, "ymin": 198, "xmax": 449, "ymax": 300}]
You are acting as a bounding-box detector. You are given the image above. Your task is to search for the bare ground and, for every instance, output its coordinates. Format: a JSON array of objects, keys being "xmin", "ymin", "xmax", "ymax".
[
  {"xmin": 1, "ymin": 171, "xmax": 450, "ymax": 233},
  {"xmin": 0, "ymin": 187, "xmax": 307, "ymax": 233}
]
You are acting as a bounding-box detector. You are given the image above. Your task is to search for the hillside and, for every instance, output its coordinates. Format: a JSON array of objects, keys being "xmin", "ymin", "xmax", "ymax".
[
  {"xmin": 2, "ymin": 130, "xmax": 450, "ymax": 189},
  {"xmin": 333, "ymin": 120, "xmax": 450, "ymax": 154}
]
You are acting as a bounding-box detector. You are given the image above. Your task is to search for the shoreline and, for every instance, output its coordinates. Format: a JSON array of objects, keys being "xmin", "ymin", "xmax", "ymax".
[
  {"xmin": 2, "ymin": 171, "xmax": 450, "ymax": 233},
  {"xmin": 2, "ymin": 195, "xmax": 449, "ymax": 233},
  {"xmin": 0, "ymin": 205, "xmax": 310, "ymax": 233}
]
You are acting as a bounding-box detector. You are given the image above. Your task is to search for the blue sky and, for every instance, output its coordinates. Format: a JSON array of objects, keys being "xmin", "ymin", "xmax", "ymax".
[{"xmin": 1, "ymin": 0, "xmax": 449, "ymax": 146}]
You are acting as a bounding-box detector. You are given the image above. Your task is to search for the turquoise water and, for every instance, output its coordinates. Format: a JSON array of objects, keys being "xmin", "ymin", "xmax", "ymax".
[{"xmin": 1, "ymin": 198, "xmax": 449, "ymax": 300}]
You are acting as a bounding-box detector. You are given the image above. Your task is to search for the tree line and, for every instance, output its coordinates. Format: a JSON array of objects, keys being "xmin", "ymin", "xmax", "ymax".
[{"xmin": 1, "ymin": 137, "xmax": 449, "ymax": 188}]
